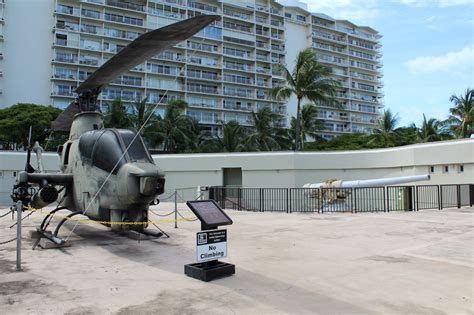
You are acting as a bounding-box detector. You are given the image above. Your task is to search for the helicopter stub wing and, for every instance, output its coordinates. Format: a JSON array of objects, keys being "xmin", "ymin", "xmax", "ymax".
[{"xmin": 51, "ymin": 14, "xmax": 220, "ymax": 131}]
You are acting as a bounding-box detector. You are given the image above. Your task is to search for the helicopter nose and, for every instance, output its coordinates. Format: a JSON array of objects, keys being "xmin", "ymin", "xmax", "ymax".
[{"xmin": 128, "ymin": 169, "xmax": 165, "ymax": 196}]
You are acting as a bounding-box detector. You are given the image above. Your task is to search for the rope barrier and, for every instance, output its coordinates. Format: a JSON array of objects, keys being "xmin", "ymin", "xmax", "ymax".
[
  {"xmin": 0, "ymin": 209, "xmax": 12, "ymax": 218},
  {"xmin": 149, "ymin": 209, "xmax": 176, "ymax": 217},
  {"xmin": 21, "ymin": 206, "xmax": 197, "ymax": 226},
  {"xmin": 0, "ymin": 237, "xmax": 17, "ymax": 245}
]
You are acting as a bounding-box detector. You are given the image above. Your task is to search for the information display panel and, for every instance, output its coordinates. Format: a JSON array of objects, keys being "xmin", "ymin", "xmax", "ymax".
[{"xmin": 186, "ymin": 200, "xmax": 233, "ymax": 227}]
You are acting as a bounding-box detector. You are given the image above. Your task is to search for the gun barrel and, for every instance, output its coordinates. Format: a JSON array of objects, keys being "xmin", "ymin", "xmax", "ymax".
[{"xmin": 304, "ymin": 174, "xmax": 431, "ymax": 189}]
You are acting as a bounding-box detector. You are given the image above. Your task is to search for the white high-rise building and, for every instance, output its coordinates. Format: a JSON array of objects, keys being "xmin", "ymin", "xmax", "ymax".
[{"xmin": 0, "ymin": 0, "xmax": 383, "ymax": 139}]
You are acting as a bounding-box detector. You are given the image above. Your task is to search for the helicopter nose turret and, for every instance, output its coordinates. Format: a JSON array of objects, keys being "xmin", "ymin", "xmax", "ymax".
[{"xmin": 117, "ymin": 163, "xmax": 165, "ymax": 205}]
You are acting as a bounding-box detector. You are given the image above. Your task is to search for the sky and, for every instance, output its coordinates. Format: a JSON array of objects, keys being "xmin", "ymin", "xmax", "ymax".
[{"xmin": 281, "ymin": 0, "xmax": 474, "ymax": 126}]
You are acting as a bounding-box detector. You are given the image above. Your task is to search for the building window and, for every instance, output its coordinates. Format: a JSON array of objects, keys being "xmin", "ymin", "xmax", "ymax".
[
  {"xmin": 458, "ymin": 165, "xmax": 464, "ymax": 173},
  {"xmin": 284, "ymin": 12, "xmax": 291, "ymax": 18},
  {"xmin": 443, "ymin": 165, "xmax": 449, "ymax": 173},
  {"xmin": 429, "ymin": 166, "xmax": 435, "ymax": 173}
]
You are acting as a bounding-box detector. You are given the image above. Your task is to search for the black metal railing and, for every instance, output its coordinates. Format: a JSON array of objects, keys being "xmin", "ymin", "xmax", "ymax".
[{"xmin": 209, "ymin": 184, "xmax": 473, "ymax": 213}]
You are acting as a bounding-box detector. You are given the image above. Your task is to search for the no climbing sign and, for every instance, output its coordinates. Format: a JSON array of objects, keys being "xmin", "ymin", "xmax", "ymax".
[{"xmin": 196, "ymin": 229, "xmax": 227, "ymax": 263}]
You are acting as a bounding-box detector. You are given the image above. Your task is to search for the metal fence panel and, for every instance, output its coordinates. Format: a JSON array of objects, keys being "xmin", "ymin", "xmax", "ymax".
[
  {"xmin": 416, "ymin": 185, "xmax": 440, "ymax": 210},
  {"xmin": 209, "ymin": 184, "xmax": 472, "ymax": 213}
]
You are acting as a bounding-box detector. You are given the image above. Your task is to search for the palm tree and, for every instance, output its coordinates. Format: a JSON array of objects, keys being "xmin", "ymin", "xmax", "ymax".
[
  {"xmin": 104, "ymin": 99, "xmax": 130, "ymax": 128},
  {"xmin": 213, "ymin": 120, "xmax": 246, "ymax": 152},
  {"xmin": 270, "ymin": 48, "xmax": 340, "ymax": 151},
  {"xmin": 245, "ymin": 107, "xmax": 281, "ymax": 151},
  {"xmin": 290, "ymin": 104, "xmax": 324, "ymax": 150},
  {"xmin": 372, "ymin": 109, "xmax": 399, "ymax": 147},
  {"xmin": 128, "ymin": 97, "xmax": 162, "ymax": 147},
  {"xmin": 446, "ymin": 88, "xmax": 473, "ymax": 138},
  {"xmin": 157, "ymin": 99, "xmax": 198, "ymax": 152},
  {"xmin": 413, "ymin": 114, "xmax": 450, "ymax": 143}
]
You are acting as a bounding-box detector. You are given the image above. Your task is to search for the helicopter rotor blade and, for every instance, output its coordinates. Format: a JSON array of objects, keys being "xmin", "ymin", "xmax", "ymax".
[
  {"xmin": 77, "ymin": 14, "xmax": 220, "ymax": 94},
  {"xmin": 51, "ymin": 14, "xmax": 220, "ymax": 132},
  {"xmin": 51, "ymin": 101, "xmax": 82, "ymax": 131}
]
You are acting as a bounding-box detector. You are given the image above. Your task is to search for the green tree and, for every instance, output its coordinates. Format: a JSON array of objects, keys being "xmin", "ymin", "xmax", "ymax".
[
  {"xmin": 0, "ymin": 103, "xmax": 63, "ymax": 150},
  {"xmin": 371, "ymin": 109, "xmax": 400, "ymax": 147},
  {"xmin": 290, "ymin": 104, "xmax": 324, "ymax": 150},
  {"xmin": 104, "ymin": 99, "xmax": 130, "ymax": 128},
  {"xmin": 446, "ymin": 88, "xmax": 473, "ymax": 138},
  {"xmin": 156, "ymin": 99, "xmax": 198, "ymax": 152},
  {"xmin": 413, "ymin": 114, "xmax": 450, "ymax": 143},
  {"xmin": 245, "ymin": 107, "xmax": 281, "ymax": 151},
  {"xmin": 212, "ymin": 120, "xmax": 246, "ymax": 152},
  {"xmin": 128, "ymin": 97, "xmax": 162, "ymax": 147},
  {"xmin": 270, "ymin": 48, "xmax": 340, "ymax": 151}
]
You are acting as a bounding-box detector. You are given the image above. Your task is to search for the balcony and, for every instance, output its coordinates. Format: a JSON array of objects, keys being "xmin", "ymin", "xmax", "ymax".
[
  {"xmin": 56, "ymin": 21, "xmax": 79, "ymax": 32},
  {"xmin": 223, "ymin": 88, "xmax": 253, "ymax": 98},
  {"xmin": 255, "ymin": 16, "xmax": 268, "ymax": 24},
  {"xmin": 56, "ymin": 5, "xmax": 80, "ymax": 16},
  {"xmin": 187, "ymin": 71, "xmax": 220, "ymax": 81},
  {"xmin": 223, "ymin": 21, "xmax": 252, "ymax": 34},
  {"xmin": 223, "ymin": 103, "xmax": 253, "ymax": 111},
  {"xmin": 187, "ymin": 85, "xmax": 219, "ymax": 94},
  {"xmin": 312, "ymin": 31, "xmax": 346, "ymax": 43},
  {"xmin": 224, "ymin": 62, "xmax": 252, "ymax": 72},
  {"xmin": 188, "ymin": 1, "xmax": 218, "ymax": 13},
  {"xmin": 223, "ymin": 76, "xmax": 253, "ymax": 85},
  {"xmin": 271, "ymin": 45, "xmax": 284, "ymax": 52},
  {"xmin": 256, "ymin": 29, "xmax": 269, "ymax": 37},
  {"xmin": 106, "ymin": 0, "xmax": 145, "ymax": 12},
  {"xmin": 256, "ymin": 5, "xmax": 269, "ymax": 13},
  {"xmin": 223, "ymin": 8, "xmax": 251, "ymax": 21},
  {"xmin": 256, "ymin": 54, "xmax": 269, "ymax": 62},
  {"xmin": 256, "ymin": 41, "xmax": 269, "ymax": 49}
]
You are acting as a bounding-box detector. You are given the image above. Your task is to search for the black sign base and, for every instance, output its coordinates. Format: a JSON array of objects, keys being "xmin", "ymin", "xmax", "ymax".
[{"xmin": 184, "ymin": 260, "xmax": 235, "ymax": 282}]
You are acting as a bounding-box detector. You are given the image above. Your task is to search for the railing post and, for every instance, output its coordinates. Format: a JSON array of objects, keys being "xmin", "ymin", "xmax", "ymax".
[
  {"xmin": 238, "ymin": 188, "xmax": 242, "ymax": 210},
  {"xmin": 383, "ymin": 187, "xmax": 387, "ymax": 212},
  {"xmin": 415, "ymin": 186, "xmax": 419, "ymax": 211},
  {"xmin": 386, "ymin": 187, "xmax": 390, "ymax": 212},
  {"xmin": 351, "ymin": 188, "xmax": 355, "ymax": 213},
  {"xmin": 319, "ymin": 188, "xmax": 323, "ymax": 214},
  {"xmin": 457, "ymin": 184, "xmax": 461, "ymax": 208},
  {"xmin": 439, "ymin": 185, "xmax": 443, "ymax": 210},
  {"xmin": 16, "ymin": 200, "xmax": 22, "ymax": 272},
  {"xmin": 286, "ymin": 188, "xmax": 289, "ymax": 214},
  {"xmin": 174, "ymin": 191, "xmax": 178, "ymax": 229},
  {"xmin": 259, "ymin": 188, "xmax": 263, "ymax": 212}
]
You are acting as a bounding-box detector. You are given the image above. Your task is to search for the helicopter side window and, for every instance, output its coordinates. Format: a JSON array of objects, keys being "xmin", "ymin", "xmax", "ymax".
[
  {"xmin": 91, "ymin": 130, "xmax": 126, "ymax": 174},
  {"xmin": 63, "ymin": 143, "xmax": 71, "ymax": 165},
  {"xmin": 118, "ymin": 130, "xmax": 153, "ymax": 163}
]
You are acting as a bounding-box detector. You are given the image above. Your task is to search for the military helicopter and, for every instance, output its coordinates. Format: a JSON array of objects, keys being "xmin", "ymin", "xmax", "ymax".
[{"xmin": 11, "ymin": 15, "xmax": 220, "ymax": 246}]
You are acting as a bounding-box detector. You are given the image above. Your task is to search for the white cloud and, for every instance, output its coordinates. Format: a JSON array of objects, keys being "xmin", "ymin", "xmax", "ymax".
[{"xmin": 404, "ymin": 45, "xmax": 474, "ymax": 74}]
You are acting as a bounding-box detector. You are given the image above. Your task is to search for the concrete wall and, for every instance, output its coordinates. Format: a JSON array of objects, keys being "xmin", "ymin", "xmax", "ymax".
[{"xmin": 1, "ymin": 139, "xmax": 472, "ymax": 206}]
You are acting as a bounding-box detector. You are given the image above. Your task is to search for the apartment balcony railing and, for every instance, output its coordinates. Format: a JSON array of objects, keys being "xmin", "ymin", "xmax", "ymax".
[
  {"xmin": 256, "ymin": 42, "xmax": 269, "ymax": 49},
  {"xmin": 188, "ymin": 1, "xmax": 218, "ymax": 13},
  {"xmin": 223, "ymin": 8, "xmax": 251, "ymax": 21},
  {"xmin": 271, "ymin": 69, "xmax": 282, "ymax": 76},
  {"xmin": 223, "ymin": 103, "xmax": 253, "ymax": 111},
  {"xmin": 256, "ymin": 80, "xmax": 269, "ymax": 87},
  {"xmin": 55, "ymin": 39, "xmax": 79, "ymax": 48},
  {"xmin": 271, "ymin": 20, "xmax": 283, "ymax": 27},
  {"xmin": 56, "ymin": 5, "xmax": 80, "ymax": 16},
  {"xmin": 188, "ymin": 42, "xmax": 219, "ymax": 53},
  {"xmin": 319, "ymin": 57, "xmax": 347, "ymax": 66},
  {"xmin": 223, "ymin": 76, "xmax": 253, "ymax": 85},
  {"xmin": 255, "ymin": 16, "xmax": 268, "ymax": 24},
  {"xmin": 271, "ymin": 45, "xmax": 284, "ymax": 52},
  {"xmin": 187, "ymin": 85, "xmax": 219, "ymax": 94},
  {"xmin": 105, "ymin": 14, "xmax": 144, "ymax": 26},
  {"xmin": 224, "ymin": 63, "xmax": 252, "ymax": 72},
  {"xmin": 55, "ymin": 55, "xmax": 78, "ymax": 63},
  {"xmin": 223, "ymin": 22, "xmax": 252, "ymax": 34},
  {"xmin": 312, "ymin": 42, "xmax": 346, "ymax": 54},
  {"xmin": 256, "ymin": 55, "xmax": 269, "ymax": 62},
  {"xmin": 82, "ymin": 9, "xmax": 101, "ymax": 19},
  {"xmin": 106, "ymin": 0, "xmax": 145, "ymax": 12},
  {"xmin": 270, "ymin": 8, "xmax": 282, "ymax": 15},
  {"xmin": 256, "ymin": 94, "xmax": 266, "ymax": 99},
  {"xmin": 53, "ymin": 89, "xmax": 75, "ymax": 96},
  {"xmin": 256, "ymin": 29, "xmax": 269, "ymax": 36},
  {"xmin": 53, "ymin": 73, "xmax": 77, "ymax": 80},
  {"xmin": 156, "ymin": 52, "xmax": 185, "ymax": 62},
  {"xmin": 79, "ymin": 58, "xmax": 99, "ymax": 66},
  {"xmin": 257, "ymin": 68, "xmax": 271, "ymax": 75},
  {"xmin": 270, "ymin": 33, "xmax": 283, "ymax": 39},
  {"xmin": 104, "ymin": 28, "xmax": 140, "ymax": 40},
  {"xmin": 162, "ymin": 0, "xmax": 185, "ymax": 6},
  {"xmin": 223, "ymin": 49, "xmax": 251, "ymax": 59},
  {"xmin": 312, "ymin": 31, "xmax": 346, "ymax": 43},
  {"xmin": 189, "ymin": 102, "xmax": 218, "ymax": 109},
  {"xmin": 56, "ymin": 21, "xmax": 79, "ymax": 32},
  {"xmin": 223, "ymin": 89, "xmax": 253, "ymax": 98},
  {"xmin": 256, "ymin": 5, "xmax": 269, "ymax": 13},
  {"xmin": 187, "ymin": 72, "xmax": 220, "ymax": 81}
]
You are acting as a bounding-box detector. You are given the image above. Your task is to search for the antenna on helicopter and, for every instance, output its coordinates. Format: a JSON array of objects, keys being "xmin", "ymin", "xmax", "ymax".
[{"xmin": 24, "ymin": 126, "xmax": 35, "ymax": 173}]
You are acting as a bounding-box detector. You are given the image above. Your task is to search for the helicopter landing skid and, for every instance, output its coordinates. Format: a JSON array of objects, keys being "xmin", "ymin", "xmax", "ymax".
[
  {"xmin": 125, "ymin": 228, "xmax": 165, "ymax": 241},
  {"xmin": 33, "ymin": 229, "xmax": 71, "ymax": 249}
]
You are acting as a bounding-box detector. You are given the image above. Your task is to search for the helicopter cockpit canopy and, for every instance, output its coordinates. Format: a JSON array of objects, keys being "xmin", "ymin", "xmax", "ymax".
[{"xmin": 79, "ymin": 129, "xmax": 154, "ymax": 174}]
